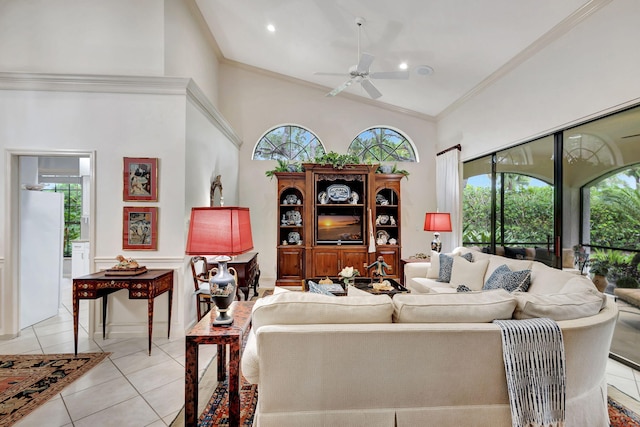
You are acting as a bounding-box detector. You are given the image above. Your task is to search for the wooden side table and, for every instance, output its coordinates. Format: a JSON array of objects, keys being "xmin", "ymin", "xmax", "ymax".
[
  {"xmin": 185, "ymin": 300, "xmax": 254, "ymax": 427},
  {"xmin": 72, "ymin": 269, "xmax": 174, "ymax": 355}
]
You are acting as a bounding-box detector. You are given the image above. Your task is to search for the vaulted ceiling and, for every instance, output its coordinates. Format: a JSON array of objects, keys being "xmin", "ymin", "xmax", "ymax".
[{"xmin": 196, "ymin": 0, "xmax": 599, "ymax": 119}]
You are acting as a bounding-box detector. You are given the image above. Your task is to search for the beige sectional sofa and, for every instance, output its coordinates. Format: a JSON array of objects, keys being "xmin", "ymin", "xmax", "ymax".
[{"xmin": 241, "ymin": 248, "xmax": 618, "ymax": 427}]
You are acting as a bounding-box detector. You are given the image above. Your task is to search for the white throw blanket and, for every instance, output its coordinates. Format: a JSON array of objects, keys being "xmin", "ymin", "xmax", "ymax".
[{"xmin": 494, "ymin": 317, "xmax": 566, "ymax": 427}]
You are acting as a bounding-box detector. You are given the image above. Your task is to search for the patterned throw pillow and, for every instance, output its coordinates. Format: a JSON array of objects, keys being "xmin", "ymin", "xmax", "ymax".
[
  {"xmin": 456, "ymin": 285, "xmax": 472, "ymax": 292},
  {"xmin": 308, "ymin": 281, "xmax": 336, "ymax": 297},
  {"xmin": 483, "ymin": 264, "xmax": 531, "ymax": 292},
  {"xmin": 438, "ymin": 252, "xmax": 473, "ymax": 283}
]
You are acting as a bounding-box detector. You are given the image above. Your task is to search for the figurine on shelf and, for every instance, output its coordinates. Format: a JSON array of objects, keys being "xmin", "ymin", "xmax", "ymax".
[
  {"xmin": 349, "ymin": 191, "xmax": 359, "ymax": 204},
  {"xmin": 364, "ymin": 256, "xmax": 392, "ymax": 281},
  {"xmin": 390, "ymin": 216, "xmax": 396, "ymax": 226}
]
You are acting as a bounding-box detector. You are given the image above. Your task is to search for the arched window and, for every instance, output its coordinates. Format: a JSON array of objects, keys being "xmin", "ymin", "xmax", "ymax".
[
  {"xmin": 253, "ymin": 124, "xmax": 325, "ymax": 161},
  {"xmin": 348, "ymin": 127, "xmax": 417, "ymax": 162}
]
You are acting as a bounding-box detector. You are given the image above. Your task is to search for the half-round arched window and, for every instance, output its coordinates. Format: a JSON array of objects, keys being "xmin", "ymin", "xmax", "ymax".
[
  {"xmin": 253, "ymin": 124, "xmax": 325, "ymax": 161},
  {"xmin": 348, "ymin": 127, "xmax": 417, "ymax": 162}
]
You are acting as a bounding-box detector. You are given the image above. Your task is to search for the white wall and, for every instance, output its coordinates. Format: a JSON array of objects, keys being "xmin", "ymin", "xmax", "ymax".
[
  {"xmin": 164, "ymin": 0, "xmax": 221, "ymax": 106},
  {"xmin": 0, "ymin": 0, "xmax": 164, "ymax": 76},
  {"xmin": 438, "ymin": 0, "xmax": 640, "ymax": 162},
  {"xmin": 220, "ymin": 64, "xmax": 438, "ymax": 283}
]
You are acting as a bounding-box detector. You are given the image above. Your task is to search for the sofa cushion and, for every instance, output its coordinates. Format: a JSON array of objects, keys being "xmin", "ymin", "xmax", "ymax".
[
  {"xmin": 512, "ymin": 291, "xmax": 606, "ymax": 321},
  {"xmin": 449, "ymin": 256, "xmax": 490, "ymax": 290},
  {"xmin": 438, "ymin": 252, "xmax": 473, "ymax": 283},
  {"xmin": 392, "ymin": 289, "xmax": 516, "ymax": 323},
  {"xmin": 252, "ymin": 291, "xmax": 394, "ymax": 330},
  {"xmin": 483, "ymin": 264, "xmax": 531, "ymax": 293}
]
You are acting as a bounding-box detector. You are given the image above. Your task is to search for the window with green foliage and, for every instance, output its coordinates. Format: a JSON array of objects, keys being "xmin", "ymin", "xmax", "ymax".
[
  {"xmin": 463, "ymin": 173, "xmax": 553, "ymax": 246},
  {"xmin": 348, "ymin": 127, "xmax": 416, "ymax": 162},
  {"xmin": 587, "ymin": 165, "xmax": 640, "ymax": 251},
  {"xmin": 253, "ymin": 125, "xmax": 325, "ymax": 161},
  {"xmin": 45, "ymin": 184, "xmax": 82, "ymax": 257}
]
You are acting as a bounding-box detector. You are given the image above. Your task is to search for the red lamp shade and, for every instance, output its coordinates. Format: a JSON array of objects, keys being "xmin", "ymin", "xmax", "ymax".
[
  {"xmin": 424, "ymin": 212, "xmax": 452, "ymax": 232},
  {"xmin": 185, "ymin": 207, "xmax": 254, "ymax": 256}
]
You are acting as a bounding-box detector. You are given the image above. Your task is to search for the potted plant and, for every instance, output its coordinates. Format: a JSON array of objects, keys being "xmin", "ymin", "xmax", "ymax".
[
  {"xmin": 265, "ymin": 160, "xmax": 302, "ymax": 179},
  {"xmin": 588, "ymin": 249, "xmax": 610, "ymax": 293}
]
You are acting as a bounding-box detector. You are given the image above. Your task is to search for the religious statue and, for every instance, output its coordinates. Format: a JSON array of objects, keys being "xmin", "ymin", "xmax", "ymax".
[{"xmin": 210, "ymin": 175, "xmax": 223, "ymax": 207}]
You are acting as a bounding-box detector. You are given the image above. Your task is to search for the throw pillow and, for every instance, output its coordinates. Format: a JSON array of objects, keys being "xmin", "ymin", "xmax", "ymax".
[
  {"xmin": 438, "ymin": 252, "xmax": 473, "ymax": 283},
  {"xmin": 456, "ymin": 285, "xmax": 472, "ymax": 292},
  {"xmin": 513, "ymin": 291, "xmax": 606, "ymax": 321},
  {"xmin": 483, "ymin": 264, "xmax": 531, "ymax": 292},
  {"xmin": 426, "ymin": 250, "xmax": 442, "ymax": 279},
  {"xmin": 449, "ymin": 256, "xmax": 490, "ymax": 290},
  {"xmin": 308, "ymin": 280, "xmax": 336, "ymax": 297}
]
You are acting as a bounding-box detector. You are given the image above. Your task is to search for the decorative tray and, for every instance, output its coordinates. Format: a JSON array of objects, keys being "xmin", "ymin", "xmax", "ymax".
[{"xmin": 104, "ymin": 267, "xmax": 148, "ymax": 276}]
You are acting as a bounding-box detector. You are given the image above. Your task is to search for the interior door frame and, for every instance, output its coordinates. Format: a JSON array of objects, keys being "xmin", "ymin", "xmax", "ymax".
[{"xmin": 2, "ymin": 149, "xmax": 96, "ymax": 339}]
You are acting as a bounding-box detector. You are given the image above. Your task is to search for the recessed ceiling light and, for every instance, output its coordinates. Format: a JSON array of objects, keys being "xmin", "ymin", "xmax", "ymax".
[
  {"xmin": 267, "ymin": 24, "xmax": 276, "ymax": 33},
  {"xmin": 416, "ymin": 65, "xmax": 434, "ymax": 76},
  {"xmin": 399, "ymin": 62, "xmax": 408, "ymax": 70}
]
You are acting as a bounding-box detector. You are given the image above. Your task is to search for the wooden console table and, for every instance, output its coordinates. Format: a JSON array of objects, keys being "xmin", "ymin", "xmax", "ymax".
[
  {"xmin": 72, "ymin": 269, "xmax": 174, "ymax": 356},
  {"xmin": 208, "ymin": 252, "xmax": 260, "ymax": 300},
  {"xmin": 185, "ymin": 300, "xmax": 254, "ymax": 427}
]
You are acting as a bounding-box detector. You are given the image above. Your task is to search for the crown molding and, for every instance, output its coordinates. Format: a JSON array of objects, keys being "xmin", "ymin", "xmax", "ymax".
[
  {"xmin": 0, "ymin": 72, "xmax": 242, "ymax": 147},
  {"xmin": 185, "ymin": 80, "xmax": 242, "ymax": 147},
  {"xmin": 437, "ymin": 0, "xmax": 613, "ymax": 121},
  {"xmin": 221, "ymin": 58, "xmax": 436, "ymax": 123}
]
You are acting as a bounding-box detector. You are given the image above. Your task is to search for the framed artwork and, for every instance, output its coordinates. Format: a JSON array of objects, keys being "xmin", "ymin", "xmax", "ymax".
[
  {"xmin": 123, "ymin": 157, "xmax": 158, "ymax": 201},
  {"xmin": 123, "ymin": 207, "xmax": 158, "ymax": 250}
]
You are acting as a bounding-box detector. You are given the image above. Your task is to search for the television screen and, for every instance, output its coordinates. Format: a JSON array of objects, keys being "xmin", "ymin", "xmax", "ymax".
[{"xmin": 317, "ymin": 214, "xmax": 363, "ymax": 243}]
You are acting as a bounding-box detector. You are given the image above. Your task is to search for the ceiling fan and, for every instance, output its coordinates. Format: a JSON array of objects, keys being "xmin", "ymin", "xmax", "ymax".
[{"xmin": 315, "ymin": 17, "xmax": 409, "ymax": 100}]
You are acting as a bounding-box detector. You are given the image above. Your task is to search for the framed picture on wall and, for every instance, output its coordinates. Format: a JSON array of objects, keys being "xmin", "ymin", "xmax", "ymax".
[
  {"xmin": 123, "ymin": 207, "xmax": 158, "ymax": 250},
  {"xmin": 123, "ymin": 157, "xmax": 158, "ymax": 201}
]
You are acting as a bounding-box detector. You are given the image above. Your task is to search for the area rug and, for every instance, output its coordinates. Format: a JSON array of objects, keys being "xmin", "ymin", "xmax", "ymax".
[
  {"xmin": 609, "ymin": 386, "xmax": 640, "ymax": 426},
  {"xmin": 173, "ymin": 376, "xmax": 640, "ymax": 427},
  {"xmin": 0, "ymin": 352, "xmax": 110, "ymax": 425}
]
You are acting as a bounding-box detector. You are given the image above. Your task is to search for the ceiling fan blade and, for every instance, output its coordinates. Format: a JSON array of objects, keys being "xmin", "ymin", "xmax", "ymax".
[
  {"xmin": 361, "ymin": 79, "xmax": 382, "ymax": 99},
  {"xmin": 314, "ymin": 72, "xmax": 348, "ymax": 77},
  {"xmin": 356, "ymin": 52, "xmax": 375, "ymax": 74},
  {"xmin": 370, "ymin": 70, "xmax": 410, "ymax": 80},
  {"xmin": 327, "ymin": 78, "xmax": 354, "ymax": 97}
]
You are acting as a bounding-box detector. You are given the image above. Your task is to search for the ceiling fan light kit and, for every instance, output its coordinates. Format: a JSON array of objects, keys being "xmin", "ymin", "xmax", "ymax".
[{"xmin": 318, "ymin": 16, "xmax": 411, "ymax": 100}]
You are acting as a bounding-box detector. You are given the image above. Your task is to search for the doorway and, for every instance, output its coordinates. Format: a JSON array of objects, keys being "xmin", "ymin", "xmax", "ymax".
[{"xmin": 4, "ymin": 150, "xmax": 95, "ymax": 334}]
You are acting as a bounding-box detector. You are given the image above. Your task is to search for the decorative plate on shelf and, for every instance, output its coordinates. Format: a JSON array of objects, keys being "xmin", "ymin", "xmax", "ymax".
[
  {"xmin": 376, "ymin": 230, "xmax": 390, "ymax": 245},
  {"xmin": 377, "ymin": 214, "xmax": 390, "ymax": 225},
  {"xmin": 288, "ymin": 231, "xmax": 301, "ymax": 244},
  {"xmin": 285, "ymin": 210, "xmax": 302, "ymax": 225},
  {"xmin": 326, "ymin": 184, "xmax": 351, "ymax": 202},
  {"xmin": 285, "ymin": 194, "xmax": 298, "ymax": 204},
  {"xmin": 376, "ymin": 194, "xmax": 389, "ymax": 205}
]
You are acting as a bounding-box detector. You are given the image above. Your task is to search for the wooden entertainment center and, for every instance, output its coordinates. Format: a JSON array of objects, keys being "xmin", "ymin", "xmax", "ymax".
[{"xmin": 275, "ymin": 164, "xmax": 402, "ymax": 286}]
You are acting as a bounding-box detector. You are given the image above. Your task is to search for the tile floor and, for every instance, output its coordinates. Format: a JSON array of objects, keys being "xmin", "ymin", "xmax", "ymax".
[{"xmin": 1, "ymin": 279, "xmax": 639, "ymax": 426}]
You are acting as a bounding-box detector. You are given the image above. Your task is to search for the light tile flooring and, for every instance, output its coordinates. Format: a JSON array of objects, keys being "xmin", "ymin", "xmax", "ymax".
[{"xmin": 1, "ymin": 279, "xmax": 639, "ymax": 426}]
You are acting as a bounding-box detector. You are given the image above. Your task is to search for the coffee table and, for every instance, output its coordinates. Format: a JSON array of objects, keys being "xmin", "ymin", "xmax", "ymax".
[{"xmin": 304, "ymin": 277, "xmax": 409, "ymax": 297}]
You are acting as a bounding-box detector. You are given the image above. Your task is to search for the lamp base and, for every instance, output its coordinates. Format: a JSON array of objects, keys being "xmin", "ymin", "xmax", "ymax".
[
  {"xmin": 210, "ymin": 258, "xmax": 236, "ymax": 326},
  {"xmin": 212, "ymin": 306, "xmax": 234, "ymax": 325},
  {"xmin": 431, "ymin": 232, "xmax": 442, "ymax": 253}
]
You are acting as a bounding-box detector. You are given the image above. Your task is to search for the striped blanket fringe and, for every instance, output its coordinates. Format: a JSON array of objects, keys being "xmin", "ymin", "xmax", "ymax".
[{"xmin": 494, "ymin": 318, "xmax": 566, "ymax": 427}]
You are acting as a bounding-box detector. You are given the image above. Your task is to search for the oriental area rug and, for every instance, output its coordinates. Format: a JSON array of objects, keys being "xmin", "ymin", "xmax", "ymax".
[{"xmin": 0, "ymin": 352, "xmax": 110, "ymax": 426}]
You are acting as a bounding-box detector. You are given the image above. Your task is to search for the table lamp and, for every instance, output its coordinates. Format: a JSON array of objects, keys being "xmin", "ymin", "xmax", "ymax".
[
  {"xmin": 424, "ymin": 212, "xmax": 452, "ymax": 253},
  {"xmin": 185, "ymin": 207, "xmax": 253, "ymax": 325}
]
